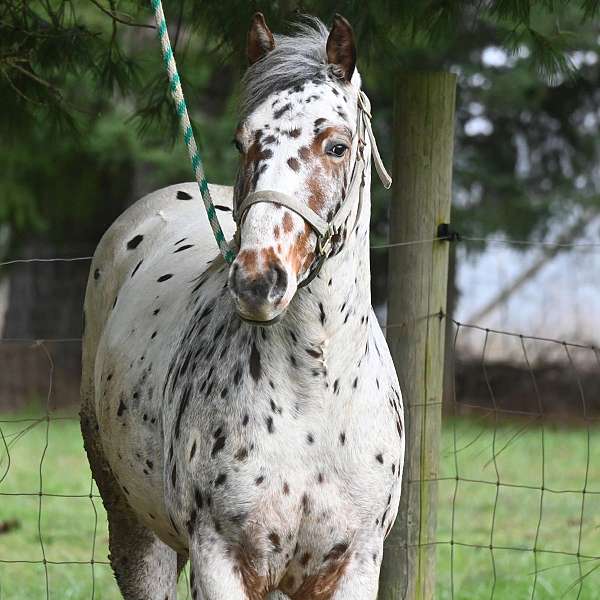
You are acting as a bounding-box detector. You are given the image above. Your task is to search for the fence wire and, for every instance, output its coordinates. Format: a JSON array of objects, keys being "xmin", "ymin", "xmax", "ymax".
[
  {"xmin": 401, "ymin": 316, "xmax": 600, "ymax": 600},
  {"xmin": 1, "ymin": 235, "xmax": 599, "ymax": 598}
]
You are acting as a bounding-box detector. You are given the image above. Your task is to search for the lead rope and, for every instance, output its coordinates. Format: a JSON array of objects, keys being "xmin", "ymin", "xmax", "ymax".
[{"xmin": 150, "ymin": 0, "xmax": 236, "ymax": 264}]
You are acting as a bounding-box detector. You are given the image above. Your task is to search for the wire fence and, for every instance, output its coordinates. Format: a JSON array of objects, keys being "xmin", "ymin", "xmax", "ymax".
[
  {"xmin": 0, "ymin": 234, "xmax": 599, "ymax": 598},
  {"xmin": 430, "ymin": 318, "xmax": 600, "ymax": 599}
]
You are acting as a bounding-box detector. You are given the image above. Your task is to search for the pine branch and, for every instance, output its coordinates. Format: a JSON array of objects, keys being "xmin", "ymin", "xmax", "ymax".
[{"xmin": 87, "ymin": 0, "xmax": 155, "ymax": 29}]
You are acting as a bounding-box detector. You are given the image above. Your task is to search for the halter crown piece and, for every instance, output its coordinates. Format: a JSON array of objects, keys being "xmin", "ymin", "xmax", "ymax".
[{"xmin": 151, "ymin": 1, "xmax": 391, "ymax": 277}]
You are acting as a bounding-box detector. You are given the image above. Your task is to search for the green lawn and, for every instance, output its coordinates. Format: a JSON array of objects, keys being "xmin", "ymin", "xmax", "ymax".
[{"xmin": 1, "ymin": 410, "xmax": 599, "ymax": 599}]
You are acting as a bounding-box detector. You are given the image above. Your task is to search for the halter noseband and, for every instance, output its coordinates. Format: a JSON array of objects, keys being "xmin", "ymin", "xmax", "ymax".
[{"xmin": 232, "ymin": 90, "xmax": 392, "ymax": 287}]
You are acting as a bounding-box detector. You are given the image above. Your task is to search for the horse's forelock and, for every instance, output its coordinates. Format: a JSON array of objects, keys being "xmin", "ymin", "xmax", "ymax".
[{"xmin": 240, "ymin": 17, "xmax": 332, "ymax": 119}]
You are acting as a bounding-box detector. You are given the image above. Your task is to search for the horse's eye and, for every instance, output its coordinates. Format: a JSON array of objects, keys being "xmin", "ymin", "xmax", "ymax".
[
  {"xmin": 327, "ymin": 143, "xmax": 348, "ymax": 158},
  {"xmin": 232, "ymin": 139, "xmax": 244, "ymax": 154}
]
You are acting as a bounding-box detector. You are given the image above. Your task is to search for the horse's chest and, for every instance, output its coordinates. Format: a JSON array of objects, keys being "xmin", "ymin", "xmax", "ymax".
[{"xmin": 98, "ymin": 303, "xmax": 403, "ymax": 557}]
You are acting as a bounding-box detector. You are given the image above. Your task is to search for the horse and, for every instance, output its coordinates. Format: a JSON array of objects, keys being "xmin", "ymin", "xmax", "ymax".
[{"xmin": 80, "ymin": 13, "xmax": 404, "ymax": 600}]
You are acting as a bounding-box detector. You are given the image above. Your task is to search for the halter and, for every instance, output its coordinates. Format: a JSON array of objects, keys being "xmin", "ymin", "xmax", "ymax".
[{"xmin": 232, "ymin": 90, "xmax": 392, "ymax": 286}]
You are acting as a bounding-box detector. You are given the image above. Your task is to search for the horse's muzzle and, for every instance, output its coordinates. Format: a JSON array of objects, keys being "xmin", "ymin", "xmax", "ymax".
[{"xmin": 228, "ymin": 261, "xmax": 290, "ymax": 324}]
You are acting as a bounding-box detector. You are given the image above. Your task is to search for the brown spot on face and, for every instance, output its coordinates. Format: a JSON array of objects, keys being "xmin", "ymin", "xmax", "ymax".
[
  {"xmin": 283, "ymin": 212, "xmax": 294, "ymax": 233},
  {"xmin": 274, "ymin": 225, "xmax": 281, "ymax": 239},
  {"xmin": 244, "ymin": 131, "xmax": 274, "ymax": 191},
  {"xmin": 260, "ymin": 246, "xmax": 278, "ymax": 269},
  {"xmin": 284, "ymin": 127, "xmax": 302, "ymax": 138},
  {"xmin": 307, "ymin": 169, "xmax": 325, "ymax": 213},
  {"xmin": 287, "ymin": 157, "xmax": 300, "ymax": 171},
  {"xmin": 298, "ymin": 146, "xmax": 310, "ymax": 161},
  {"xmin": 286, "ymin": 222, "xmax": 314, "ymax": 276},
  {"xmin": 237, "ymin": 250, "xmax": 258, "ymax": 275}
]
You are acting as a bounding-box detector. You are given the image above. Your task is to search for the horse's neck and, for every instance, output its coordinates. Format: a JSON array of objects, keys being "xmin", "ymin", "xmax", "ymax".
[{"xmin": 289, "ymin": 160, "xmax": 373, "ymax": 353}]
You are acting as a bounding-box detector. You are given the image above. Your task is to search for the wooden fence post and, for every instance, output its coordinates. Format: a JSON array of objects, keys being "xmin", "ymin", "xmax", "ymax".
[{"xmin": 379, "ymin": 71, "xmax": 456, "ymax": 600}]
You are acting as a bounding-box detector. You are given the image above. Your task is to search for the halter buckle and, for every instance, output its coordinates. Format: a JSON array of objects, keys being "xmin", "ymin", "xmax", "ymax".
[{"xmin": 317, "ymin": 226, "xmax": 335, "ymax": 257}]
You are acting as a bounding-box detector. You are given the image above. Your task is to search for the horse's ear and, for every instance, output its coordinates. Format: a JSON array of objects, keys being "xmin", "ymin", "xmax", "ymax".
[
  {"xmin": 247, "ymin": 12, "xmax": 275, "ymax": 65},
  {"xmin": 326, "ymin": 14, "xmax": 356, "ymax": 82}
]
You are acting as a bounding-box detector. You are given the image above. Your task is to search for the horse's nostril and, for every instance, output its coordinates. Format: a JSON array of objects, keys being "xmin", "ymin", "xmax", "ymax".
[{"xmin": 269, "ymin": 265, "xmax": 288, "ymax": 304}]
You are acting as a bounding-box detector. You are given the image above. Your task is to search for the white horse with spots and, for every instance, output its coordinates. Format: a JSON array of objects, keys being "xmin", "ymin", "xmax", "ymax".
[{"xmin": 81, "ymin": 14, "xmax": 404, "ymax": 600}]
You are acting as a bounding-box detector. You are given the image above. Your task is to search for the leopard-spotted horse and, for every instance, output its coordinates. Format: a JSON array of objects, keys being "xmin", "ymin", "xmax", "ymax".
[{"xmin": 81, "ymin": 13, "xmax": 405, "ymax": 600}]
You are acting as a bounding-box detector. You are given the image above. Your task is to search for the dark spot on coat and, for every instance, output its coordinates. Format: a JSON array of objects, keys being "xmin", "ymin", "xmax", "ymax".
[
  {"xmin": 266, "ymin": 416, "xmax": 274, "ymax": 433},
  {"xmin": 235, "ymin": 447, "xmax": 248, "ymax": 461},
  {"xmin": 131, "ymin": 260, "xmax": 143, "ymax": 277},
  {"xmin": 127, "ymin": 234, "xmax": 143, "ymax": 250},
  {"xmin": 194, "ymin": 487, "xmax": 203, "ymax": 509},
  {"xmin": 174, "ymin": 244, "xmax": 194, "ymax": 253},
  {"xmin": 250, "ymin": 343, "xmax": 262, "ymax": 382},
  {"xmin": 157, "ymin": 274, "xmax": 173, "ymax": 282},
  {"xmin": 324, "ymin": 542, "xmax": 349, "ymax": 561},
  {"xmin": 215, "ymin": 473, "xmax": 227, "ymax": 487},
  {"xmin": 269, "ymin": 532, "xmax": 282, "ymax": 553},
  {"xmin": 211, "ymin": 435, "xmax": 226, "ymax": 458},
  {"xmin": 273, "ymin": 103, "xmax": 291, "ymax": 119},
  {"xmin": 177, "ymin": 190, "xmax": 193, "ymax": 200}
]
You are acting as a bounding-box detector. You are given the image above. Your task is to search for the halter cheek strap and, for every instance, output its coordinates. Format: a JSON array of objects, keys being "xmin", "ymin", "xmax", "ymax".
[{"xmin": 233, "ymin": 91, "xmax": 392, "ymax": 286}]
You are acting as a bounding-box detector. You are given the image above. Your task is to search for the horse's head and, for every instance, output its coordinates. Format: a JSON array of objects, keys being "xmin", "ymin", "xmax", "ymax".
[{"xmin": 228, "ymin": 13, "xmax": 361, "ymax": 324}]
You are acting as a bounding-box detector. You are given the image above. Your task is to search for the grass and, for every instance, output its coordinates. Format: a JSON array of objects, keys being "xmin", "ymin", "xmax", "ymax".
[
  {"xmin": 0, "ymin": 411, "xmax": 191, "ymax": 600},
  {"xmin": 1, "ymin": 409, "xmax": 600, "ymax": 599},
  {"xmin": 435, "ymin": 416, "xmax": 600, "ymax": 599}
]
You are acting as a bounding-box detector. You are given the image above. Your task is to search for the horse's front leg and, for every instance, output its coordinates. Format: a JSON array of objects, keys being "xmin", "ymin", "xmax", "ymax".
[
  {"xmin": 80, "ymin": 404, "xmax": 180, "ymax": 599},
  {"xmin": 328, "ymin": 540, "xmax": 384, "ymax": 600},
  {"xmin": 189, "ymin": 527, "xmax": 263, "ymax": 600}
]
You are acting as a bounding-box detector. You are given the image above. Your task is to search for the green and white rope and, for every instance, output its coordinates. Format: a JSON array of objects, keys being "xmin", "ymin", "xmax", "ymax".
[{"xmin": 150, "ymin": 0, "xmax": 235, "ymax": 264}]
